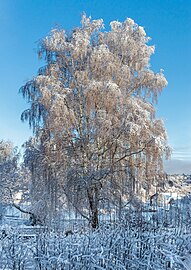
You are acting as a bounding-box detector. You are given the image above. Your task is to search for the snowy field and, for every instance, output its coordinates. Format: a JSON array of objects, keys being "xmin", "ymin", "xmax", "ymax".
[{"xmin": 0, "ymin": 207, "xmax": 191, "ymax": 270}]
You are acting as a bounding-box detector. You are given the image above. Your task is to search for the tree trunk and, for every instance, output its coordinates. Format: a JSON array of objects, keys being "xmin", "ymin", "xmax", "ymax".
[
  {"xmin": 87, "ymin": 186, "xmax": 99, "ymax": 229},
  {"xmin": 90, "ymin": 206, "xmax": 99, "ymax": 229},
  {"xmin": 118, "ymin": 195, "xmax": 122, "ymax": 222}
]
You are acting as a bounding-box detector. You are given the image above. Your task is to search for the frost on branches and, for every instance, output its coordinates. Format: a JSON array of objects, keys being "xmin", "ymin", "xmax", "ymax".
[
  {"xmin": 0, "ymin": 140, "xmax": 34, "ymax": 225},
  {"xmin": 0, "ymin": 141, "xmax": 21, "ymax": 205},
  {"xmin": 20, "ymin": 15, "xmax": 170, "ymax": 228}
]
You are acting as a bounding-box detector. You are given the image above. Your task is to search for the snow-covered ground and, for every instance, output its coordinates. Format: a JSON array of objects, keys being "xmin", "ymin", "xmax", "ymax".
[
  {"xmin": 0, "ymin": 174, "xmax": 190, "ymax": 269},
  {"xmin": 0, "ymin": 198, "xmax": 190, "ymax": 270}
]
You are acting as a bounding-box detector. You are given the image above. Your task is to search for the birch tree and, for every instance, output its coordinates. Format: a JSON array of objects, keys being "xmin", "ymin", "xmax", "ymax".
[
  {"xmin": 0, "ymin": 140, "xmax": 36, "ymax": 225},
  {"xmin": 0, "ymin": 141, "xmax": 19, "ymax": 202},
  {"xmin": 21, "ymin": 15, "xmax": 170, "ymax": 228}
]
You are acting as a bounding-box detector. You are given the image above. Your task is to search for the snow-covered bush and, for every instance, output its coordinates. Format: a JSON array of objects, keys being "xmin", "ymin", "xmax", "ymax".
[{"xmin": 0, "ymin": 210, "xmax": 190, "ymax": 270}]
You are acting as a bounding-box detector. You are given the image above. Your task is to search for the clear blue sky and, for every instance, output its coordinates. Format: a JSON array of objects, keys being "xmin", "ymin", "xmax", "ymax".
[{"xmin": 0, "ymin": 0, "xmax": 191, "ymax": 173}]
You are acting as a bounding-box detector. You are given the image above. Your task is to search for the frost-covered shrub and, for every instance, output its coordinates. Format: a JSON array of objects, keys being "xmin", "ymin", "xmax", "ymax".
[{"xmin": 0, "ymin": 214, "xmax": 190, "ymax": 270}]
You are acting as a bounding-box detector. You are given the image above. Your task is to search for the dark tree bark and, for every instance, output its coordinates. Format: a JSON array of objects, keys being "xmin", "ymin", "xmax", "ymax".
[
  {"xmin": 87, "ymin": 186, "xmax": 99, "ymax": 229},
  {"xmin": 12, "ymin": 203, "xmax": 42, "ymax": 226}
]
